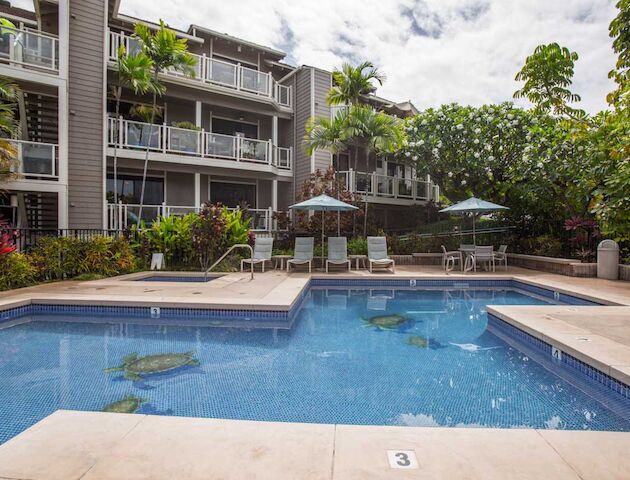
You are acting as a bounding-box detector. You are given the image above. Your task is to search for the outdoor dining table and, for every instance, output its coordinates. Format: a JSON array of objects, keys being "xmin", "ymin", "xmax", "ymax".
[{"xmin": 459, "ymin": 246, "xmax": 477, "ymax": 272}]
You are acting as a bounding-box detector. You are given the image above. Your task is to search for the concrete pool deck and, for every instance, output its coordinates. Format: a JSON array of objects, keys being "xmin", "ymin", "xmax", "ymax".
[
  {"xmin": 0, "ymin": 410, "xmax": 629, "ymax": 480},
  {"xmin": 0, "ymin": 267, "xmax": 630, "ymax": 479}
]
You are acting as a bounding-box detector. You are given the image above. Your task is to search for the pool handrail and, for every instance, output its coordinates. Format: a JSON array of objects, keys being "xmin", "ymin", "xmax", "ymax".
[{"xmin": 205, "ymin": 244, "xmax": 254, "ymax": 281}]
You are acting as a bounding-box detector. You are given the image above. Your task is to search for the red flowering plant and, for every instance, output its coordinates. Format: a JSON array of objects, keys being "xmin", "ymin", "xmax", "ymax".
[
  {"xmin": 191, "ymin": 202, "xmax": 228, "ymax": 270},
  {"xmin": 0, "ymin": 219, "xmax": 16, "ymax": 258},
  {"xmin": 564, "ymin": 216, "xmax": 600, "ymax": 262}
]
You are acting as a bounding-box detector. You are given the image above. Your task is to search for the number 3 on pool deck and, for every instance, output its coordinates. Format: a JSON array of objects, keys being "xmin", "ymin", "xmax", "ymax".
[{"xmin": 387, "ymin": 450, "xmax": 418, "ymax": 469}]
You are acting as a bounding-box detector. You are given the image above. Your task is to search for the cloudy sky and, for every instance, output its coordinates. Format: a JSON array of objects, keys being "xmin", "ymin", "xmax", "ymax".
[{"xmin": 17, "ymin": 0, "xmax": 620, "ymax": 112}]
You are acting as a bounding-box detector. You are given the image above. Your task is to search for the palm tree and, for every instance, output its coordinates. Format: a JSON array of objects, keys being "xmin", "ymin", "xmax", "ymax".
[
  {"xmin": 0, "ymin": 75, "xmax": 20, "ymax": 184},
  {"xmin": 133, "ymin": 20, "xmax": 196, "ymax": 226},
  {"xmin": 327, "ymin": 61, "xmax": 385, "ymax": 106},
  {"xmin": 110, "ymin": 45, "xmax": 157, "ymax": 207}
]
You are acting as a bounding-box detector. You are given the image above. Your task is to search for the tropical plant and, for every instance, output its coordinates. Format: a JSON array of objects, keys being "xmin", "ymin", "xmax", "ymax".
[
  {"xmin": 132, "ymin": 20, "xmax": 197, "ymax": 225},
  {"xmin": 192, "ymin": 203, "xmax": 228, "ymax": 271},
  {"xmin": 172, "ymin": 120, "xmax": 201, "ymax": 131},
  {"xmin": 0, "ymin": 252, "xmax": 36, "ymax": 291},
  {"xmin": 142, "ymin": 213, "xmax": 196, "ymax": 265},
  {"xmin": 607, "ymin": 0, "xmax": 630, "ymax": 107},
  {"xmin": 514, "ymin": 43, "xmax": 587, "ymax": 121},
  {"xmin": 222, "ymin": 207, "xmax": 252, "ymax": 246},
  {"xmin": 110, "ymin": 45, "xmax": 157, "ymax": 204},
  {"xmin": 327, "ymin": 61, "xmax": 385, "ymax": 106},
  {"xmin": 0, "ymin": 219, "xmax": 16, "ymax": 257}
]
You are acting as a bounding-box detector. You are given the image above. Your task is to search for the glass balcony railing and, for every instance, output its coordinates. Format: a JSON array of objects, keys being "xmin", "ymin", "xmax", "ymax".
[
  {"xmin": 107, "ymin": 30, "xmax": 292, "ymax": 108},
  {"xmin": 337, "ymin": 170, "xmax": 439, "ymax": 203},
  {"xmin": 7, "ymin": 139, "xmax": 58, "ymax": 179},
  {"xmin": 107, "ymin": 117, "xmax": 292, "ymax": 170},
  {"xmin": 0, "ymin": 27, "xmax": 59, "ymax": 72}
]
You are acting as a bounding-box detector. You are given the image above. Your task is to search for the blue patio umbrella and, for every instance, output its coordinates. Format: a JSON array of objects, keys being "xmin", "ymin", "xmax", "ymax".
[
  {"xmin": 439, "ymin": 197, "xmax": 509, "ymax": 244},
  {"xmin": 289, "ymin": 194, "xmax": 358, "ymax": 248}
]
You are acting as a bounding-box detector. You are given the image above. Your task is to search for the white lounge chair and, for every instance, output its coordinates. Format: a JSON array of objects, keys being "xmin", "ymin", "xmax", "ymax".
[
  {"xmin": 241, "ymin": 237, "xmax": 273, "ymax": 272},
  {"xmin": 287, "ymin": 237, "xmax": 314, "ymax": 272},
  {"xmin": 441, "ymin": 245, "xmax": 462, "ymax": 272},
  {"xmin": 470, "ymin": 245, "xmax": 495, "ymax": 272},
  {"xmin": 495, "ymin": 244, "xmax": 508, "ymax": 270},
  {"xmin": 326, "ymin": 237, "xmax": 351, "ymax": 272},
  {"xmin": 367, "ymin": 236, "xmax": 395, "ymax": 273}
]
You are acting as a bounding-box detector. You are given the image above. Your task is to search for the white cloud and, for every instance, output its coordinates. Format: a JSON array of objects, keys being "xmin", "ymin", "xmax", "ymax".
[{"xmin": 22, "ymin": 0, "xmax": 621, "ymax": 112}]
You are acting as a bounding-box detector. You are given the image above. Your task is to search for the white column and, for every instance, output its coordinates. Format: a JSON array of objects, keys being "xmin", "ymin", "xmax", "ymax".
[
  {"xmin": 58, "ymin": 0, "xmax": 70, "ymax": 79},
  {"xmin": 271, "ymin": 115, "xmax": 278, "ymax": 145},
  {"xmin": 272, "ymin": 179, "xmax": 278, "ymax": 211},
  {"xmin": 57, "ymin": 0, "xmax": 69, "ymax": 229},
  {"xmin": 58, "ymin": 188, "xmax": 69, "ymax": 230},
  {"xmin": 194, "ymin": 173, "xmax": 201, "ymax": 207},
  {"xmin": 195, "ymin": 101, "xmax": 202, "ymax": 127}
]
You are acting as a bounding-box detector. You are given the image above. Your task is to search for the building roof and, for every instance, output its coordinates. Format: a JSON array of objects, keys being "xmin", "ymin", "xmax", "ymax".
[{"xmin": 188, "ymin": 24, "xmax": 286, "ymax": 59}]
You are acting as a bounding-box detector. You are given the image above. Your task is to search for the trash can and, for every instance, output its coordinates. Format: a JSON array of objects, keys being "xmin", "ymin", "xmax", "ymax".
[{"xmin": 597, "ymin": 240, "xmax": 619, "ymax": 280}]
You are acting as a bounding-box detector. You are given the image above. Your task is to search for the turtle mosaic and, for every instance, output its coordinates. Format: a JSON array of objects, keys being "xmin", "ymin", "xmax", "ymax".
[
  {"xmin": 102, "ymin": 395, "xmax": 145, "ymax": 413},
  {"xmin": 361, "ymin": 314, "xmax": 412, "ymax": 331},
  {"xmin": 406, "ymin": 335, "xmax": 444, "ymax": 350},
  {"xmin": 104, "ymin": 351, "xmax": 200, "ymax": 381}
]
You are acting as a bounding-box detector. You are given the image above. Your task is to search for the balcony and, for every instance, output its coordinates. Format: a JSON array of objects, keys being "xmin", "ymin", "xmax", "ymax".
[
  {"xmin": 337, "ymin": 170, "xmax": 439, "ymax": 205},
  {"xmin": 107, "ymin": 30, "xmax": 292, "ymax": 109},
  {"xmin": 106, "ymin": 203, "xmax": 280, "ymax": 232},
  {"xmin": 0, "ymin": 27, "xmax": 59, "ymax": 73},
  {"xmin": 107, "ymin": 117, "xmax": 292, "ymax": 172},
  {"xmin": 7, "ymin": 139, "xmax": 58, "ymax": 180}
]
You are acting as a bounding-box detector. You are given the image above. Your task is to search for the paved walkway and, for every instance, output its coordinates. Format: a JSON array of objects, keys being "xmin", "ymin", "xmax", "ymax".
[{"xmin": 0, "ymin": 410, "xmax": 628, "ymax": 480}]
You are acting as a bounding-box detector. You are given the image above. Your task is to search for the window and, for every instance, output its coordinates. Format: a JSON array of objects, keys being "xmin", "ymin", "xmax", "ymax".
[
  {"xmin": 211, "ymin": 117, "xmax": 258, "ymax": 139},
  {"xmin": 106, "ymin": 174, "xmax": 164, "ymax": 205},
  {"xmin": 333, "ymin": 153, "xmax": 350, "ymax": 171},
  {"xmin": 210, "ymin": 182, "xmax": 256, "ymax": 208}
]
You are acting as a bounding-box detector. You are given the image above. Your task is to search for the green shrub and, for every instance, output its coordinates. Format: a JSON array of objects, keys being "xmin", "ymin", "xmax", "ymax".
[
  {"xmin": 0, "ymin": 252, "xmax": 37, "ymax": 291},
  {"xmin": 517, "ymin": 235, "xmax": 564, "ymax": 258},
  {"xmin": 29, "ymin": 236, "xmax": 136, "ymax": 280},
  {"xmin": 347, "ymin": 237, "xmax": 367, "ymax": 255}
]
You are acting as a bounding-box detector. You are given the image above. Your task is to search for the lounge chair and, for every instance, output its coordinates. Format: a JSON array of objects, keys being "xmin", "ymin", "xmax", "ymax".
[
  {"xmin": 287, "ymin": 237, "xmax": 314, "ymax": 272},
  {"xmin": 470, "ymin": 245, "xmax": 495, "ymax": 272},
  {"xmin": 494, "ymin": 244, "xmax": 508, "ymax": 270},
  {"xmin": 326, "ymin": 237, "xmax": 351, "ymax": 272},
  {"xmin": 441, "ymin": 245, "xmax": 462, "ymax": 272},
  {"xmin": 241, "ymin": 237, "xmax": 273, "ymax": 272},
  {"xmin": 367, "ymin": 236, "xmax": 395, "ymax": 273}
]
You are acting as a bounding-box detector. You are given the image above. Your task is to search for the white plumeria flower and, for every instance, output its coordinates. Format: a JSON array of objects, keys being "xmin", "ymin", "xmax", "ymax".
[
  {"xmin": 473, "ymin": 139, "xmax": 479, "ymax": 144},
  {"xmin": 474, "ymin": 152, "xmax": 480, "ymax": 158},
  {"xmin": 419, "ymin": 139, "xmax": 425, "ymax": 145},
  {"xmin": 578, "ymin": 146, "xmax": 584, "ymax": 151},
  {"xmin": 412, "ymin": 155, "xmax": 418, "ymax": 161},
  {"xmin": 447, "ymin": 171, "xmax": 453, "ymax": 177},
  {"xmin": 421, "ymin": 119, "xmax": 428, "ymax": 126},
  {"xmin": 456, "ymin": 124, "xmax": 463, "ymax": 130},
  {"xmin": 405, "ymin": 151, "xmax": 411, "ymax": 157},
  {"xmin": 461, "ymin": 180, "xmax": 467, "ymax": 186},
  {"xmin": 474, "ymin": 128, "xmax": 481, "ymax": 134},
  {"xmin": 432, "ymin": 148, "xmax": 439, "ymax": 155},
  {"xmin": 507, "ymin": 113, "xmax": 514, "ymax": 120}
]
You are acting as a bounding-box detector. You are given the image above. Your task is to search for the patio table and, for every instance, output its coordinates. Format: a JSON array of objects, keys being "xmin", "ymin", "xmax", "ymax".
[
  {"xmin": 348, "ymin": 254, "xmax": 367, "ymax": 270},
  {"xmin": 272, "ymin": 255, "xmax": 292, "ymax": 271}
]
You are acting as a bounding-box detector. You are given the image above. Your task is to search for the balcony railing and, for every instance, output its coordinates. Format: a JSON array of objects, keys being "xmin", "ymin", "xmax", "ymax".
[
  {"xmin": 7, "ymin": 139, "xmax": 58, "ymax": 180},
  {"xmin": 107, "ymin": 117, "xmax": 292, "ymax": 170},
  {"xmin": 106, "ymin": 203, "xmax": 281, "ymax": 232},
  {"xmin": 0, "ymin": 27, "xmax": 59, "ymax": 73},
  {"xmin": 107, "ymin": 30, "xmax": 292, "ymax": 108},
  {"xmin": 337, "ymin": 170, "xmax": 439, "ymax": 202}
]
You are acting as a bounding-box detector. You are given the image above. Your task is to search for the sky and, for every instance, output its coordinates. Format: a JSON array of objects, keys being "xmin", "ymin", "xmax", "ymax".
[{"xmin": 15, "ymin": 0, "xmax": 621, "ymax": 112}]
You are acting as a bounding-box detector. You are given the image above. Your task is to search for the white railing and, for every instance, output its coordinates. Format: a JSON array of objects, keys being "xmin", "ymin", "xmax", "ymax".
[
  {"xmin": 7, "ymin": 139, "xmax": 58, "ymax": 179},
  {"xmin": 106, "ymin": 202, "xmax": 279, "ymax": 231},
  {"xmin": 337, "ymin": 170, "xmax": 438, "ymax": 202},
  {"xmin": 0, "ymin": 27, "xmax": 59, "ymax": 72},
  {"xmin": 108, "ymin": 117, "xmax": 292, "ymax": 170},
  {"xmin": 107, "ymin": 30, "xmax": 292, "ymax": 108}
]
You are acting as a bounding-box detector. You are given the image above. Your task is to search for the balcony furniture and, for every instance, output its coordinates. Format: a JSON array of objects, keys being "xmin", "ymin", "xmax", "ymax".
[
  {"xmin": 469, "ymin": 246, "xmax": 496, "ymax": 273},
  {"xmin": 441, "ymin": 246, "xmax": 463, "ymax": 272},
  {"xmin": 367, "ymin": 236, "xmax": 395, "ymax": 273},
  {"xmin": 241, "ymin": 237, "xmax": 273, "ymax": 273},
  {"xmin": 286, "ymin": 237, "xmax": 314, "ymax": 273},
  {"xmin": 495, "ymin": 245, "xmax": 508, "ymax": 270},
  {"xmin": 348, "ymin": 254, "xmax": 367, "ymax": 270},
  {"xmin": 326, "ymin": 237, "xmax": 351, "ymax": 273}
]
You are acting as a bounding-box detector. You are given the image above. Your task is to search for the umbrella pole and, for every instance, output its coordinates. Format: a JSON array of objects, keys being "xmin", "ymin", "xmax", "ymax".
[
  {"xmin": 322, "ymin": 210, "xmax": 325, "ymax": 265},
  {"xmin": 473, "ymin": 214, "xmax": 476, "ymax": 245},
  {"xmin": 337, "ymin": 211, "xmax": 340, "ymax": 237}
]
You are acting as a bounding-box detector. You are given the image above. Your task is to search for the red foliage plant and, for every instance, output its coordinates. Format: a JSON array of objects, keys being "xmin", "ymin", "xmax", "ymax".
[{"xmin": 0, "ymin": 219, "xmax": 16, "ymax": 257}]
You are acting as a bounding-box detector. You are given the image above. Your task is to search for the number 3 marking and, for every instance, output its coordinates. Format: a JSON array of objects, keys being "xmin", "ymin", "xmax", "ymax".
[{"xmin": 395, "ymin": 452, "xmax": 411, "ymax": 466}]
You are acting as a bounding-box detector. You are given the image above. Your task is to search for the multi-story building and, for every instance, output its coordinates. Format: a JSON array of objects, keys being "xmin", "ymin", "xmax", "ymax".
[{"xmin": 0, "ymin": 0, "xmax": 438, "ymax": 233}]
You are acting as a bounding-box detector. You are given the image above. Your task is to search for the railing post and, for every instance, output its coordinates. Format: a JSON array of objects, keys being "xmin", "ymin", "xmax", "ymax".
[
  {"xmin": 200, "ymin": 128, "xmax": 205, "ymax": 157},
  {"xmin": 118, "ymin": 116, "xmax": 124, "ymax": 148},
  {"xmin": 118, "ymin": 201, "xmax": 123, "ymax": 230},
  {"xmin": 236, "ymin": 136, "xmax": 241, "ymax": 162},
  {"xmin": 268, "ymin": 140, "xmax": 272, "ymax": 165},
  {"xmin": 268, "ymin": 207, "xmax": 273, "ymax": 232},
  {"xmin": 162, "ymin": 123, "xmax": 167, "ymax": 153}
]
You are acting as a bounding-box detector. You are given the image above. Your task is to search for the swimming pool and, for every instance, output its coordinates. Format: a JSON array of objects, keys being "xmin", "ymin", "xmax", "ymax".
[{"xmin": 0, "ymin": 284, "xmax": 628, "ymax": 443}]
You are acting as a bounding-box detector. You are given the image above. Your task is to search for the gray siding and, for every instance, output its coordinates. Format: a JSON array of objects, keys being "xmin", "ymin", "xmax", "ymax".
[
  {"xmin": 68, "ymin": 0, "xmax": 106, "ymax": 228},
  {"xmin": 293, "ymin": 68, "xmax": 313, "ymax": 194},
  {"xmin": 312, "ymin": 69, "xmax": 332, "ymax": 174},
  {"xmin": 166, "ymin": 172, "xmax": 195, "ymax": 206}
]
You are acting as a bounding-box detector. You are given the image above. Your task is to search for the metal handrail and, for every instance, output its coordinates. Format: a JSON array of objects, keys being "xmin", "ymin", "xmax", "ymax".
[{"xmin": 205, "ymin": 243, "xmax": 254, "ymax": 281}]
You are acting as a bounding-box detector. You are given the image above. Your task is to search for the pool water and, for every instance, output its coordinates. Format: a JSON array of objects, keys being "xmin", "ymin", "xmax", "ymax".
[{"xmin": 1, "ymin": 287, "xmax": 629, "ymax": 443}]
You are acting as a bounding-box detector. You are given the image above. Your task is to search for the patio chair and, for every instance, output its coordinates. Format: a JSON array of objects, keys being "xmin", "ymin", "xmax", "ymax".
[
  {"xmin": 441, "ymin": 245, "xmax": 462, "ymax": 272},
  {"xmin": 494, "ymin": 244, "xmax": 508, "ymax": 270},
  {"xmin": 241, "ymin": 237, "xmax": 273, "ymax": 273},
  {"xmin": 367, "ymin": 236, "xmax": 395, "ymax": 273},
  {"xmin": 287, "ymin": 237, "xmax": 314, "ymax": 273},
  {"xmin": 470, "ymin": 245, "xmax": 495, "ymax": 272},
  {"xmin": 326, "ymin": 237, "xmax": 351, "ymax": 272}
]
